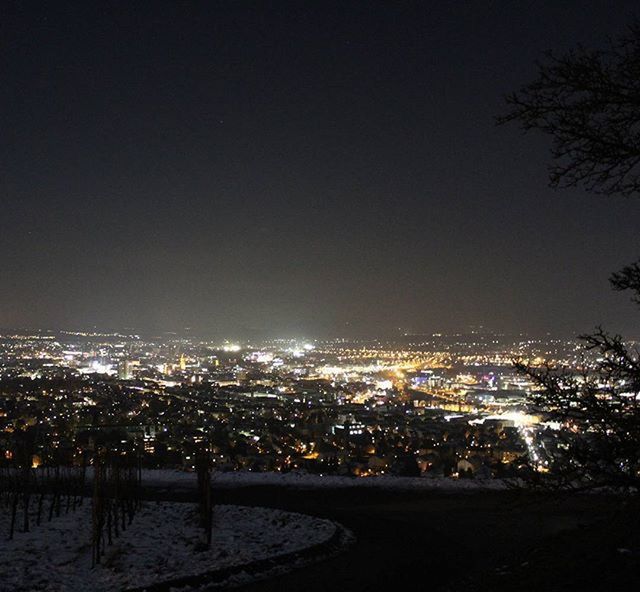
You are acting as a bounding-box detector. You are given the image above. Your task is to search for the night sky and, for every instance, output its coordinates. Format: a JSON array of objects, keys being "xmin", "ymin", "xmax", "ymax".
[{"xmin": 2, "ymin": 2, "xmax": 640, "ymax": 339}]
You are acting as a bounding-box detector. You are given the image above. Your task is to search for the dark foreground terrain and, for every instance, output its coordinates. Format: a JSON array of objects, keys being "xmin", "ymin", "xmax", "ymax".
[{"xmin": 201, "ymin": 485, "xmax": 639, "ymax": 592}]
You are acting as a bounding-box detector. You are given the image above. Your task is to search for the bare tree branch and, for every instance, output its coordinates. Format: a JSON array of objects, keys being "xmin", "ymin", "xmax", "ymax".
[{"xmin": 498, "ymin": 22, "xmax": 640, "ymax": 197}]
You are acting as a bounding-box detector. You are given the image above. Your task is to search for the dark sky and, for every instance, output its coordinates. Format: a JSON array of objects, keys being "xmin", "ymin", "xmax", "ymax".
[{"xmin": 2, "ymin": 2, "xmax": 640, "ymax": 339}]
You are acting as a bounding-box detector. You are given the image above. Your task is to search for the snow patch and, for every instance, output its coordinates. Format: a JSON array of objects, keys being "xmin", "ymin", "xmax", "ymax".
[
  {"xmin": 144, "ymin": 469, "xmax": 510, "ymax": 492},
  {"xmin": 0, "ymin": 503, "xmax": 337, "ymax": 592}
]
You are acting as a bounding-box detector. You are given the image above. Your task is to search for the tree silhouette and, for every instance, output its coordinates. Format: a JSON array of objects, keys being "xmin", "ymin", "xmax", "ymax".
[
  {"xmin": 498, "ymin": 22, "xmax": 640, "ymax": 197},
  {"xmin": 514, "ymin": 326, "xmax": 640, "ymax": 489},
  {"xmin": 500, "ymin": 20, "xmax": 640, "ymax": 490}
]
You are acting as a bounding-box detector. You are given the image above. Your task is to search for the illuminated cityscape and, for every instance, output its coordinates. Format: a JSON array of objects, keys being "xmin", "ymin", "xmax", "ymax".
[
  {"xmin": 0, "ymin": 329, "xmax": 587, "ymax": 477},
  {"xmin": 2, "ymin": 2, "xmax": 640, "ymax": 591}
]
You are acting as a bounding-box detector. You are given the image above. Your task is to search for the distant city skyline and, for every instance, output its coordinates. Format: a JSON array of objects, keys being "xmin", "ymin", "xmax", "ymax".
[
  {"xmin": 2, "ymin": 3, "xmax": 640, "ymax": 337},
  {"xmin": 0, "ymin": 324, "xmax": 625, "ymax": 343}
]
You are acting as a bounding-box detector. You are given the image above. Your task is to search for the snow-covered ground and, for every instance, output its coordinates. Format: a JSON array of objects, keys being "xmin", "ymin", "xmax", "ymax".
[
  {"xmin": 0, "ymin": 503, "xmax": 338, "ymax": 592},
  {"xmin": 144, "ymin": 469, "xmax": 511, "ymax": 491},
  {"xmin": 20, "ymin": 468, "xmax": 511, "ymax": 493}
]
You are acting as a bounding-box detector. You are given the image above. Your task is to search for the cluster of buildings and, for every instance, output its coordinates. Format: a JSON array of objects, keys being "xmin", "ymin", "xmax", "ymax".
[{"xmin": 0, "ymin": 330, "xmax": 582, "ymax": 478}]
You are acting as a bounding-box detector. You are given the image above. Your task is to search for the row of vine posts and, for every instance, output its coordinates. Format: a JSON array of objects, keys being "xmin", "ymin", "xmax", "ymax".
[
  {"xmin": 91, "ymin": 446, "xmax": 143, "ymax": 566},
  {"xmin": 1, "ymin": 427, "xmax": 87, "ymax": 540},
  {"xmin": 3, "ymin": 429, "xmax": 215, "ymax": 561}
]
